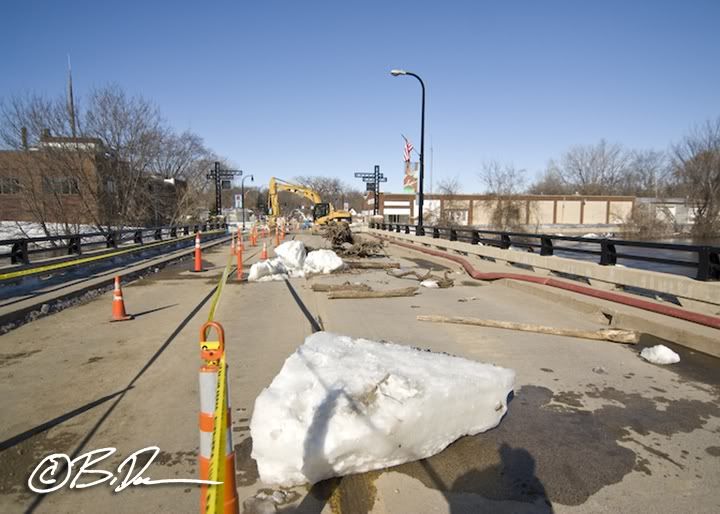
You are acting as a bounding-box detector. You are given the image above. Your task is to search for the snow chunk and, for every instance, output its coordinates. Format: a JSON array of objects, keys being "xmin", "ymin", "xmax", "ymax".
[
  {"xmin": 250, "ymin": 332, "xmax": 515, "ymax": 486},
  {"xmin": 303, "ymin": 249, "xmax": 344, "ymax": 274},
  {"xmin": 274, "ymin": 240, "xmax": 306, "ymax": 269},
  {"xmin": 640, "ymin": 345, "xmax": 680, "ymax": 365},
  {"xmin": 248, "ymin": 258, "xmax": 288, "ymax": 282},
  {"xmin": 420, "ymin": 280, "xmax": 439, "ymax": 288}
]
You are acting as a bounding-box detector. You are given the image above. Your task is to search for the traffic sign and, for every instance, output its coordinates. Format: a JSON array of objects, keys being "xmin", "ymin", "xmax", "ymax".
[{"xmin": 355, "ymin": 172, "xmax": 374, "ymax": 178}]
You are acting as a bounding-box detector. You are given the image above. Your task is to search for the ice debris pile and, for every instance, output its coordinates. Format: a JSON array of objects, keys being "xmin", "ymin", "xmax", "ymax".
[
  {"xmin": 250, "ymin": 332, "xmax": 516, "ymax": 486},
  {"xmin": 248, "ymin": 240, "xmax": 344, "ymax": 281},
  {"xmin": 640, "ymin": 344, "xmax": 680, "ymax": 365}
]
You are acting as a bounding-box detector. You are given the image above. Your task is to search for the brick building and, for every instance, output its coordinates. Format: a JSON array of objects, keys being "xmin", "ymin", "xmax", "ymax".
[{"xmin": 0, "ymin": 133, "xmax": 185, "ymax": 227}]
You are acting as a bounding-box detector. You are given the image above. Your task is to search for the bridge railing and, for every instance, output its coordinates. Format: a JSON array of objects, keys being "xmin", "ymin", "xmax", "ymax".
[
  {"xmin": 0, "ymin": 222, "xmax": 227, "ymax": 266},
  {"xmin": 369, "ymin": 222, "xmax": 720, "ymax": 281}
]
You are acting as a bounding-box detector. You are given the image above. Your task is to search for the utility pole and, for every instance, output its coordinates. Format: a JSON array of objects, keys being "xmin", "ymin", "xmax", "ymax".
[{"xmin": 206, "ymin": 162, "xmax": 242, "ymax": 217}]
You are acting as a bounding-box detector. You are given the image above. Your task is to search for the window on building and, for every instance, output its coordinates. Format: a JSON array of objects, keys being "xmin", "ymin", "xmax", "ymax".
[
  {"xmin": 0, "ymin": 177, "xmax": 21, "ymax": 194},
  {"xmin": 43, "ymin": 176, "xmax": 79, "ymax": 195}
]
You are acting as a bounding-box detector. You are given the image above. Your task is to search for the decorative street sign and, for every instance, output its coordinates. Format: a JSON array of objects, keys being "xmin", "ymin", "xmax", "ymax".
[
  {"xmin": 207, "ymin": 162, "xmax": 242, "ymax": 215},
  {"xmin": 354, "ymin": 164, "xmax": 385, "ymax": 215}
]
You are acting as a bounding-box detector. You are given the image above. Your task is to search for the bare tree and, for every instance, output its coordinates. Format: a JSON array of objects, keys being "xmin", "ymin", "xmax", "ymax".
[
  {"xmin": 478, "ymin": 161, "xmax": 527, "ymax": 229},
  {"xmin": 546, "ymin": 139, "xmax": 631, "ymax": 195},
  {"xmin": 528, "ymin": 168, "xmax": 571, "ymax": 195},
  {"xmin": 435, "ymin": 176, "xmax": 463, "ymax": 225},
  {"xmin": 626, "ymin": 149, "xmax": 669, "ymax": 197},
  {"xmin": 671, "ymin": 117, "xmax": 720, "ymax": 239},
  {"xmin": 1, "ymin": 85, "xmax": 220, "ymax": 233}
]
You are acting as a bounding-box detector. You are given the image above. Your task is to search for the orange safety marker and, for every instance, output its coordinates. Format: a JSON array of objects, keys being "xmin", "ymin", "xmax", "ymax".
[
  {"xmin": 193, "ymin": 232, "xmax": 203, "ymax": 272},
  {"xmin": 260, "ymin": 242, "xmax": 268, "ymax": 261},
  {"xmin": 238, "ymin": 230, "xmax": 244, "ymax": 252},
  {"xmin": 198, "ymin": 322, "xmax": 238, "ymax": 514},
  {"xmin": 236, "ymin": 244, "xmax": 243, "ymax": 280},
  {"xmin": 110, "ymin": 276, "xmax": 133, "ymax": 322}
]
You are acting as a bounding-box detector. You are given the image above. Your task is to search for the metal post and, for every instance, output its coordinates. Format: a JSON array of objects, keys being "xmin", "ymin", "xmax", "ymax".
[
  {"xmin": 241, "ymin": 180, "xmax": 245, "ymax": 230},
  {"xmin": 214, "ymin": 161, "xmax": 221, "ymax": 216},
  {"xmin": 406, "ymin": 72, "xmax": 426, "ymax": 236}
]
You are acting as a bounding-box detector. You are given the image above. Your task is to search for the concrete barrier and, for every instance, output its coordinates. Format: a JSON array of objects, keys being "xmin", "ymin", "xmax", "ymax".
[{"xmin": 367, "ymin": 228, "xmax": 720, "ymax": 314}]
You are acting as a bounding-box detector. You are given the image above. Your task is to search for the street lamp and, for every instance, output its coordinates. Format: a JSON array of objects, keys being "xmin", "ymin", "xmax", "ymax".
[
  {"xmin": 240, "ymin": 174, "xmax": 254, "ymax": 230},
  {"xmin": 391, "ymin": 68, "xmax": 426, "ymax": 236}
]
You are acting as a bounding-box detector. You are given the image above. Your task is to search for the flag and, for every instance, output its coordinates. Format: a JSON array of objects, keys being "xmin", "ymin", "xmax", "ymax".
[{"xmin": 402, "ymin": 135, "xmax": 414, "ymax": 162}]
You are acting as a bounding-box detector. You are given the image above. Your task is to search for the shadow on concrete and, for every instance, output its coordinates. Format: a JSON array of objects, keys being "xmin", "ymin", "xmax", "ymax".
[
  {"xmin": 23, "ymin": 284, "xmax": 218, "ymax": 513},
  {"xmin": 131, "ymin": 303, "xmax": 178, "ymax": 318},
  {"xmin": 445, "ymin": 443, "xmax": 554, "ymax": 513},
  {"xmin": 0, "ymin": 387, "xmax": 133, "ymax": 452}
]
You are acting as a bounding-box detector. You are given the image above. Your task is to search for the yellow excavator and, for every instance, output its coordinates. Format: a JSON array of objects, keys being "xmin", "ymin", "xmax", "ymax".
[{"xmin": 267, "ymin": 177, "xmax": 352, "ymax": 227}]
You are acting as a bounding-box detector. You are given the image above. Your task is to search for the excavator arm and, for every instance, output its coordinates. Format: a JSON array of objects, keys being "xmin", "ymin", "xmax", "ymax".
[{"xmin": 266, "ymin": 177, "xmax": 351, "ymax": 226}]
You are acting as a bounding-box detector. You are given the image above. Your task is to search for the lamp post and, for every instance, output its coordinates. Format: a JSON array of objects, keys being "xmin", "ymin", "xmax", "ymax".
[
  {"xmin": 391, "ymin": 69, "xmax": 426, "ymax": 236},
  {"xmin": 240, "ymin": 174, "xmax": 254, "ymax": 230}
]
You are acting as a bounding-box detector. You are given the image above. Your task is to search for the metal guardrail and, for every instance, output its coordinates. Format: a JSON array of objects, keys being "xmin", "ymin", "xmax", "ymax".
[
  {"xmin": 369, "ymin": 222, "xmax": 720, "ymax": 281},
  {"xmin": 1, "ymin": 222, "xmax": 227, "ymax": 266}
]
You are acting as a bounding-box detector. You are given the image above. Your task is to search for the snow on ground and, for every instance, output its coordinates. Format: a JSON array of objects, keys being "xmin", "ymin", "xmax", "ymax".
[
  {"xmin": 420, "ymin": 279, "xmax": 439, "ymax": 288},
  {"xmin": 248, "ymin": 241, "xmax": 344, "ymax": 281},
  {"xmin": 250, "ymin": 332, "xmax": 515, "ymax": 486},
  {"xmin": 0, "ymin": 221, "xmax": 107, "ymax": 253},
  {"xmin": 640, "ymin": 345, "xmax": 680, "ymax": 365}
]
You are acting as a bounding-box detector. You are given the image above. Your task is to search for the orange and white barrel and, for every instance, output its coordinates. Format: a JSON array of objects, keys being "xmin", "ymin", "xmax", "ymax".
[{"xmin": 198, "ymin": 366, "xmax": 238, "ymax": 514}]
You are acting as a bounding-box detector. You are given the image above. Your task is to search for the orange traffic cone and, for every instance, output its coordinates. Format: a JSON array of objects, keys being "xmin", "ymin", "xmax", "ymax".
[
  {"xmin": 236, "ymin": 244, "xmax": 243, "ymax": 281},
  {"xmin": 111, "ymin": 276, "xmax": 133, "ymax": 322},
  {"xmin": 238, "ymin": 231, "xmax": 244, "ymax": 252},
  {"xmin": 260, "ymin": 242, "xmax": 268, "ymax": 261},
  {"xmin": 193, "ymin": 232, "xmax": 203, "ymax": 272}
]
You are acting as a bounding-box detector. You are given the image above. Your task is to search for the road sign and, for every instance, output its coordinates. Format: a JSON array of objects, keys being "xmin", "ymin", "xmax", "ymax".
[
  {"xmin": 355, "ymin": 172, "xmax": 374, "ymax": 178},
  {"xmin": 366, "ymin": 183, "xmax": 376, "ymax": 191}
]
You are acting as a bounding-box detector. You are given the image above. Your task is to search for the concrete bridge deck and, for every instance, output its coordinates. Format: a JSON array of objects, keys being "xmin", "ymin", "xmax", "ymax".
[{"xmin": 1, "ymin": 232, "xmax": 718, "ymax": 514}]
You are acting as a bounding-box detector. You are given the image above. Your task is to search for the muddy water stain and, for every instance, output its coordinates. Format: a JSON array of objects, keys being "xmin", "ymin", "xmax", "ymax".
[
  {"xmin": 235, "ymin": 437, "xmax": 259, "ymax": 486},
  {"xmin": 392, "ymin": 384, "xmax": 720, "ymax": 507},
  {"xmin": 706, "ymin": 446, "xmax": 720, "ymax": 457},
  {"xmin": 0, "ymin": 430, "xmax": 78, "ymax": 498},
  {"xmin": 0, "ymin": 350, "xmax": 42, "ymax": 368}
]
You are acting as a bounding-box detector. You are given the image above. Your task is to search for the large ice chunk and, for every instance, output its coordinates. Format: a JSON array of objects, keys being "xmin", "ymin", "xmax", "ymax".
[
  {"xmin": 250, "ymin": 332, "xmax": 515, "ymax": 486},
  {"xmin": 274, "ymin": 240, "xmax": 306, "ymax": 269},
  {"xmin": 303, "ymin": 249, "xmax": 344, "ymax": 274}
]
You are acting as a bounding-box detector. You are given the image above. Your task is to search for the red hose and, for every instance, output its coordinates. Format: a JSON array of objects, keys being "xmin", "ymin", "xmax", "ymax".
[{"xmin": 377, "ymin": 235, "xmax": 720, "ymax": 330}]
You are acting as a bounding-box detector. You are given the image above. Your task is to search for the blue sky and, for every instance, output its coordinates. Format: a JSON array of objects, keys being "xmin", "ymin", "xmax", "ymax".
[{"xmin": 3, "ymin": 0, "xmax": 719, "ymax": 193}]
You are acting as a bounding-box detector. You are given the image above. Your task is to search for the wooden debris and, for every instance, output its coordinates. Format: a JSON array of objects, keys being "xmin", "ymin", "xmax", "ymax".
[
  {"xmin": 311, "ymin": 282, "xmax": 372, "ymax": 292},
  {"xmin": 389, "ymin": 269, "xmax": 433, "ymax": 281},
  {"xmin": 328, "ymin": 287, "xmax": 419, "ymax": 299},
  {"xmin": 416, "ymin": 315, "xmax": 640, "ymax": 344},
  {"xmin": 435, "ymin": 271, "xmax": 455, "ymax": 288},
  {"xmin": 389, "ymin": 269, "xmax": 454, "ymax": 288},
  {"xmin": 346, "ymin": 261, "xmax": 401, "ymax": 269},
  {"xmin": 339, "ymin": 239, "xmax": 386, "ymax": 258},
  {"xmin": 323, "ymin": 221, "xmax": 354, "ymax": 247}
]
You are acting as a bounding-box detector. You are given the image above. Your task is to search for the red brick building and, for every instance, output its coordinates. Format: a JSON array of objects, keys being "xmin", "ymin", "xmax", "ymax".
[{"xmin": 0, "ymin": 133, "xmax": 185, "ymax": 227}]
